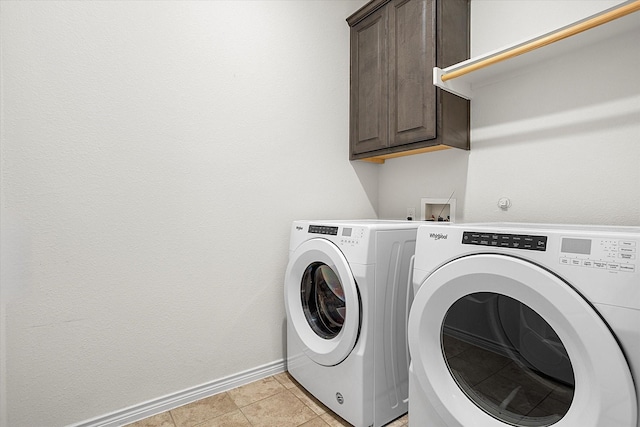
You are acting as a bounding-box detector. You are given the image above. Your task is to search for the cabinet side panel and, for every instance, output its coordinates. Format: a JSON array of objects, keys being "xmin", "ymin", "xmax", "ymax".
[
  {"xmin": 436, "ymin": 0, "xmax": 470, "ymax": 150},
  {"xmin": 438, "ymin": 0, "xmax": 470, "ymax": 68},
  {"xmin": 389, "ymin": 0, "xmax": 436, "ymax": 146},
  {"xmin": 350, "ymin": 11, "xmax": 389, "ymax": 157},
  {"xmin": 439, "ymin": 90, "xmax": 470, "ymax": 150}
]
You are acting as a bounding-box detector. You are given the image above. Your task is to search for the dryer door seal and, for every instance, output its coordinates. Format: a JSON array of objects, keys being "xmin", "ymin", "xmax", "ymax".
[
  {"xmin": 285, "ymin": 238, "xmax": 360, "ymax": 366},
  {"xmin": 408, "ymin": 254, "xmax": 637, "ymax": 427}
]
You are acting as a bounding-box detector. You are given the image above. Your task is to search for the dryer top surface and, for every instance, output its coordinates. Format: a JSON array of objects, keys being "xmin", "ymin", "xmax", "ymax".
[
  {"xmin": 464, "ymin": 222, "xmax": 640, "ymax": 235},
  {"xmin": 413, "ymin": 222, "xmax": 640, "ymax": 310}
]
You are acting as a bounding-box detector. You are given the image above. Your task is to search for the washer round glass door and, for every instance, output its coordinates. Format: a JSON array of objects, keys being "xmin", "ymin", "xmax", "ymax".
[
  {"xmin": 301, "ymin": 262, "xmax": 346, "ymax": 340},
  {"xmin": 408, "ymin": 254, "xmax": 637, "ymax": 427},
  {"xmin": 285, "ymin": 238, "xmax": 360, "ymax": 366}
]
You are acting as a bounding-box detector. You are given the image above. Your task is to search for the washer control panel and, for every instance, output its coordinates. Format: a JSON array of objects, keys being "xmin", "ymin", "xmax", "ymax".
[
  {"xmin": 338, "ymin": 227, "xmax": 366, "ymax": 246},
  {"xmin": 308, "ymin": 225, "xmax": 338, "ymax": 235},
  {"xmin": 559, "ymin": 237, "xmax": 636, "ymax": 273},
  {"xmin": 308, "ymin": 225, "xmax": 365, "ymax": 246}
]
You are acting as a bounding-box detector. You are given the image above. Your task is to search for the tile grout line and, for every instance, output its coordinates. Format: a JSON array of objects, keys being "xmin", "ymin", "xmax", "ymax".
[
  {"xmin": 168, "ymin": 410, "xmax": 178, "ymax": 427},
  {"xmin": 171, "ymin": 391, "xmax": 244, "ymax": 427},
  {"xmin": 231, "ymin": 376, "xmax": 308, "ymax": 427},
  {"xmin": 276, "ymin": 375, "xmax": 331, "ymax": 419},
  {"xmin": 283, "ymin": 387, "xmax": 326, "ymax": 427},
  {"xmin": 258, "ymin": 375, "xmax": 330, "ymax": 427},
  {"xmin": 235, "ymin": 387, "xmax": 324, "ymax": 427}
]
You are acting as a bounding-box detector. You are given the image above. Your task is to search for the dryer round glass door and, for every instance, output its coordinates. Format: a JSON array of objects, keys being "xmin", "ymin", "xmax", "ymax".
[
  {"xmin": 442, "ymin": 292, "xmax": 574, "ymax": 426},
  {"xmin": 407, "ymin": 254, "xmax": 637, "ymax": 427},
  {"xmin": 284, "ymin": 238, "xmax": 360, "ymax": 366}
]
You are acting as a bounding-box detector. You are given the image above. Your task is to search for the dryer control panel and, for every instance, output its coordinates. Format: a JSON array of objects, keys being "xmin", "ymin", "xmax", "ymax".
[
  {"xmin": 462, "ymin": 231, "xmax": 547, "ymax": 251},
  {"xmin": 559, "ymin": 237, "xmax": 636, "ymax": 273}
]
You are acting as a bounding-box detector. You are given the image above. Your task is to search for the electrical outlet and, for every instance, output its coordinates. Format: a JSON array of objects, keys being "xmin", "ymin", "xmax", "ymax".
[{"xmin": 407, "ymin": 207, "xmax": 416, "ymax": 220}]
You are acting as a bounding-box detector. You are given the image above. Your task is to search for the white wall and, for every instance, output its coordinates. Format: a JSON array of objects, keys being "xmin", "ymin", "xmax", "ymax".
[
  {"xmin": 378, "ymin": 148, "xmax": 470, "ymax": 220},
  {"xmin": 0, "ymin": 1, "xmax": 373, "ymax": 426},
  {"xmin": 378, "ymin": 0, "xmax": 640, "ymax": 226}
]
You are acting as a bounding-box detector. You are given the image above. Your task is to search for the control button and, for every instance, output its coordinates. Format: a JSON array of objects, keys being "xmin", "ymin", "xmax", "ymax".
[
  {"xmin": 340, "ymin": 239, "xmax": 358, "ymax": 245},
  {"xmin": 582, "ymin": 260, "xmax": 594, "ymax": 267},
  {"xmin": 608, "ymin": 263, "xmax": 620, "ymax": 271},
  {"xmin": 560, "ymin": 258, "xmax": 570, "ymax": 265},
  {"xmin": 593, "ymin": 261, "xmax": 607, "ymax": 269},
  {"xmin": 620, "ymin": 264, "xmax": 636, "ymax": 273},
  {"xmin": 619, "ymin": 253, "xmax": 636, "ymax": 260},
  {"xmin": 620, "ymin": 241, "xmax": 637, "ymax": 247},
  {"xmin": 462, "ymin": 232, "xmax": 482, "ymax": 245},
  {"xmin": 570, "ymin": 259, "xmax": 581, "ymax": 266},
  {"xmin": 619, "ymin": 247, "xmax": 636, "ymax": 253}
]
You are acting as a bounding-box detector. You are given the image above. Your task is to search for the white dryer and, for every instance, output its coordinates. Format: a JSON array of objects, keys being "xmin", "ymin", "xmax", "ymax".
[
  {"xmin": 285, "ymin": 220, "xmax": 420, "ymax": 427},
  {"xmin": 407, "ymin": 223, "xmax": 640, "ymax": 427}
]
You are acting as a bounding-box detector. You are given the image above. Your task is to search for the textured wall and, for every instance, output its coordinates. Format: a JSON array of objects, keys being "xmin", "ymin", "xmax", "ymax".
[{"xmin": 0, "ymin": 1, "xmax": 374, "ymax": 425}]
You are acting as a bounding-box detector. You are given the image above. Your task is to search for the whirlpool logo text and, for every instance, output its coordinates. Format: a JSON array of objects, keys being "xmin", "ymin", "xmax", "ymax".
[{"xmin": 429, "ymin": 233, "xmax": 448, "ymax": 240}]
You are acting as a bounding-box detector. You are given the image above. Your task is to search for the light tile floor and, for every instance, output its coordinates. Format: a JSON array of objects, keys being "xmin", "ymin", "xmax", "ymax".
[{"xmin": 126, "ymin": 371, "xmax": 408, "ymax": 427}]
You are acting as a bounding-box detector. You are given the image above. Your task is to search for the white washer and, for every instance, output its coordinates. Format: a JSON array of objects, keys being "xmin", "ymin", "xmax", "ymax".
[
  {"xmin": 408, "ymin": 223, "xmax": 640, "ymax": 427},
  {"xmin": 285, "ymin": 220, "xmax": 420, "ymax": 427}
]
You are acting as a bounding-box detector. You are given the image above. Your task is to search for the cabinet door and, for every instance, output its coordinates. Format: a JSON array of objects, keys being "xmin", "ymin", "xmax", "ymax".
[
  {"xmin": 350, "ymin": 7, "xmax": 388, "ymax": 156},
  {"xmin": 389, "ymin": 0, "xmax": 436, "ymax": 147}
]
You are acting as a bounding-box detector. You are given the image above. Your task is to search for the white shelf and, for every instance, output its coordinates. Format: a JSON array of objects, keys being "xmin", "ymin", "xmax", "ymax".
[{"xmin": 434, "ymin": 0, "xmax": 640, "ymax": 100}]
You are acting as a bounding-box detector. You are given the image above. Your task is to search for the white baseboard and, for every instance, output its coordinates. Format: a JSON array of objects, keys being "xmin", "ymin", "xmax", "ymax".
[{"xmin": 68, "ymin": 359, "xmax": 286, "ymax": 427}]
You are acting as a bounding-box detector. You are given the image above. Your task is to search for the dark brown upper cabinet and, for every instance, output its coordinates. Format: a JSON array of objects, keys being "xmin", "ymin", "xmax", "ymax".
[{"xmin": 347, "ymin": 0, "xmax": 470, "ymax": 163}]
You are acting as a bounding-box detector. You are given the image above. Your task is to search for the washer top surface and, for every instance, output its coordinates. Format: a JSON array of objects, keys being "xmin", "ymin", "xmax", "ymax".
[
  {"xmin": 294, "ymin": 219, "xmax": 422, "ymax": 229},
  {"xmin": 290, "ymin": 219, "xmax": 422, "ymax": 266}
]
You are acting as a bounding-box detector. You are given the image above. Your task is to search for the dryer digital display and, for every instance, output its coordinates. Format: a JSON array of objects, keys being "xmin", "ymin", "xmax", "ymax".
[{"xmin": 561, "ymin": 238, "xmax": 592, "ymax": 255}]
